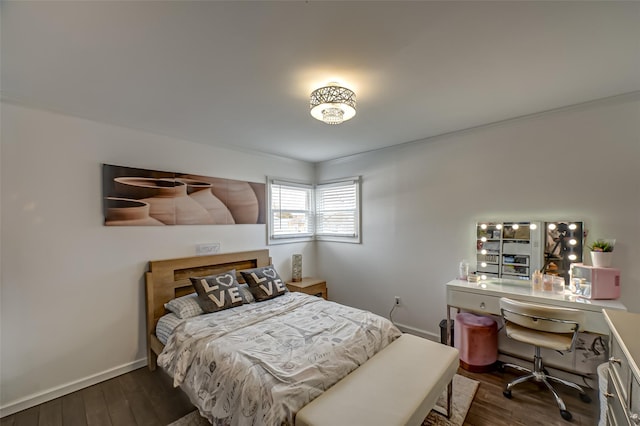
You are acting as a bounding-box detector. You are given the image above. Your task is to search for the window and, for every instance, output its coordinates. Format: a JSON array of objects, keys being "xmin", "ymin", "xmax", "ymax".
[
  {"xmin": 315, "ymin": 177, "xmax": 361, "ymax": 243},
  {"xmin": 268, "ymin": 179, "xmax": 314, "ymax": 243},
  {"xmin": 267, "ymin": 176, "xmax": 361, "ymax": 244}
]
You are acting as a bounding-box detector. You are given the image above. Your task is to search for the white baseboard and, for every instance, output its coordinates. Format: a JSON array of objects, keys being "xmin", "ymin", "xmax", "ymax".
[
  {"xmin": 394, "ymin": 322, "xmax": 439, "ymax": 342},
  {"xmin": 0, "ymin": 358, "xmax": 147, "ymax": 418}
]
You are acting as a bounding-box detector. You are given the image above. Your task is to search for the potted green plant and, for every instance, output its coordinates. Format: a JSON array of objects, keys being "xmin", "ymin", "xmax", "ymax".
[{"xmin": 588, "ymin": 239, "xmax": 615, "ymax": 267}]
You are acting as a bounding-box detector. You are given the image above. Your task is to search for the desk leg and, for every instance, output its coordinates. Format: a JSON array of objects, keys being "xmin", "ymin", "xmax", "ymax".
[
  {"xmin": 445, "ymin": 306, "xmax": 455, "ymax": 419},
  {"xmin": 446, "ymin": 305, "xmax": 459, "ymax": 347},
  {"xmin": 446, "ymin": 305, "xmax": 452, "ymax": 346}
]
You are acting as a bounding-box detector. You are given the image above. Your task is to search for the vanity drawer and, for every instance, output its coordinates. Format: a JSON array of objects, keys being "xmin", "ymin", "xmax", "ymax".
[
  {"xmin": 631, "ymin": 374, "xmax": 640, "ymax": 425},
  {"xmin": 447, "ymin": 290, "xmax": 500, "ymax": 315},
  {"xmin": 606, "ymin": 407, "xmax": 615, "ymax": 426},
  {"xmin": 610, "ymin": 335, "xmax": 631, "ymax": 403},
  {"xmin": 608, "ymin": 369, "xmax": 630, "ymax": 426}
]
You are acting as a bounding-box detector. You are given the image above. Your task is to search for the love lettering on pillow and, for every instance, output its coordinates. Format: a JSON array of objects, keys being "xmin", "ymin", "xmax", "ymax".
[
  {"xmin": 240, "ymin": 265, "xmax": 287, "ymax": 302},
  {"xmin": 189, "ymin": 269, "xmax": 245, "ymax": 313}
]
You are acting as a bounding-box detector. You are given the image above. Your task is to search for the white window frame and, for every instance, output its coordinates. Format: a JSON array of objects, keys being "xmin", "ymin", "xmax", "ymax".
[
  {"xmin": 315, "ymin": 176, "xmax": 361, "ymax": 243},
  {"xmin": 267, "ymin": 177, "xmax": 314, "ymax": 245},
  {"xmin": 266, "ymin": 176, "xmax": 361, "ymax": 245}
]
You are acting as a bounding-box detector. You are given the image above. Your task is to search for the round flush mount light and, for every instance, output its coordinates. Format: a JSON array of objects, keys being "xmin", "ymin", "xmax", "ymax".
[{"xmin": 310, "ymin": 83, "xmax": 356, "ymax": 125}]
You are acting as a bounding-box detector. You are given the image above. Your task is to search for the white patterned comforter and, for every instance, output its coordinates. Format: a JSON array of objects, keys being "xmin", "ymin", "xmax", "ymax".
[{"xmin": 158, "ymin": 292, "xmax": 401, "ymax": 426}]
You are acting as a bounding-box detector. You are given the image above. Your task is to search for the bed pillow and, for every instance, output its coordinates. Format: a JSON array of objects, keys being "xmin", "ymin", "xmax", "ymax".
[
  {"xmin": 240, "ymin": 265, "xmax": 287, "ymax": 302},
  {"xmin": 189, "ymin": 269, "xmax": 245, "ymax": 313},
  {"xmin": 164, "ymin": 293, "xmax": 204, "ymax": 319},
  {"xmin": 155, "ymin": 312, "xmax": 184, "ymax": 345},
  {"xmin": 238, "ymin": 283, "xmax": 255, "ymax": 303}
]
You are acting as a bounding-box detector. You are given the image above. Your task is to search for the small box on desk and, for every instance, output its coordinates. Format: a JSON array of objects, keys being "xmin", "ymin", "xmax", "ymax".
[{"xmin": 570, "ymin": 264, "xmax": 620, "ymax": 300}]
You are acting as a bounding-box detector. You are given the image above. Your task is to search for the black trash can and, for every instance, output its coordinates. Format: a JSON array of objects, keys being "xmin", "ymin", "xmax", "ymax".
[{"xmin": 439, "ymin": 319, "xmax": 455, "ymax": 346}]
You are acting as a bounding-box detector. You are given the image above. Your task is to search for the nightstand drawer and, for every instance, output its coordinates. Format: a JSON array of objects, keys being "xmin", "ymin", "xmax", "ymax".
[{"xmin": 447, "ymin": 290, "xmax": 500, "ymax": 315}]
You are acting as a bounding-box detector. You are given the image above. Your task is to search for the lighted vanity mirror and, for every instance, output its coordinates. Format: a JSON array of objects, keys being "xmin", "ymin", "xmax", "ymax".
[
  {"xmin": 474, "ymin": 220, "xmax": 584, "ymax": 283},
  {"xmin": 543, "ymin": 221, "xmax": 584, "ymax": 281},
  {"xmin": 475, "ymin": 221, "xmax": 542, "ymax": 281}
]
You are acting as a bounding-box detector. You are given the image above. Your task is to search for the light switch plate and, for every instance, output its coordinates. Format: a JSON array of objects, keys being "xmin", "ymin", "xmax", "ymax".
[{"xmin": 196, "ymin": 243, "xmax": 221, "ymax": 256}]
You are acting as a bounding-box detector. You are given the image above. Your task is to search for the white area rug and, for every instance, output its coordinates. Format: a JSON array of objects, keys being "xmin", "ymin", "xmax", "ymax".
[
  {"xmin": 423, "ymin": 374, "xmax": 479, "ymax": 426},
  {"xmin": 169, "ymin": 374, "xmax": 479, "ymax": 426}
]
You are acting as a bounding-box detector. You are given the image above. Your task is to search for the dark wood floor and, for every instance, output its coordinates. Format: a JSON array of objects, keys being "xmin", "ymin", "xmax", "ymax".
[
  {"xmin": 2, "ymin": 365, "xmax": 599, "ymax": 426},
  {"xmin": 460, "ymin": 368, "xmax": 599, "ymax": 426}
]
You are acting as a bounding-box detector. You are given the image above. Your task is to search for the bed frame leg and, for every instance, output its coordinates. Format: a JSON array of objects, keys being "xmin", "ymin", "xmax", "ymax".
[{"xmin": 148, "ymin": 350, "xmax": 158, "ymax": 371}]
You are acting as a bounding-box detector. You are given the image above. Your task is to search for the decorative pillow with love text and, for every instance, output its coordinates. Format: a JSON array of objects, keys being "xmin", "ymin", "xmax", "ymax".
[
  {"xmin": 189, "ymin": 269, "xmax": 245, "ymax": 313},
  {"xmin": 240, "ymin": 265, "xmax": 287, "ymax": 302}
]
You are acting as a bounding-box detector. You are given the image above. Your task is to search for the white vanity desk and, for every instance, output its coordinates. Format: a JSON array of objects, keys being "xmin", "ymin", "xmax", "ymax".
[{"xmin": 446, "ymin": 278, "xmax": 627, "ymax": 341}]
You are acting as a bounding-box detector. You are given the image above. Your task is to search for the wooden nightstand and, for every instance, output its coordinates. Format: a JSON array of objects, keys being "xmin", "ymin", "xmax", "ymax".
[{"xmin": 286, "ymin": 277, "xmax": 327, "ymax": 300}]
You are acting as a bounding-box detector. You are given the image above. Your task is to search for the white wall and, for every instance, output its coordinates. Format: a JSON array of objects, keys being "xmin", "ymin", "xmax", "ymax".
[
  {"xmin": 0, "ymin": 102, "xmax": 316, "ymax": 415},
  {"xmin": 316, "ymin": 94, "xmax": 640, "ymax": 339}
]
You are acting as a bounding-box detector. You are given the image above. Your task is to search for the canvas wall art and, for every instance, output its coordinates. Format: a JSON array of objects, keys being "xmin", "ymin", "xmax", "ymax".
[{"xmin": 102, "ymin": 164, "xmax": 265, "ymax": 226}]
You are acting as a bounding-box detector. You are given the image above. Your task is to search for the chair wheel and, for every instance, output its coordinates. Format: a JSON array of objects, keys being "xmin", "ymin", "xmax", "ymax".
[
  {"xmin": 503, "ymin": 389, "xmax": 512, "ymax": 399},
  {"xmin": 560, "ymin": 410, "xmax": 572, "ymax": 421},
  {"xmin": 580, "ymin": 393, "xmax": 592, "ymax": 403}
]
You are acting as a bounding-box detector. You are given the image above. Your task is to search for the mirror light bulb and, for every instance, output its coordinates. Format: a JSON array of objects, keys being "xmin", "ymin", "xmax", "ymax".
[
  {"xmin": 530, "ymin": 223, "xmax": 537, "ymax": 230},
  {"xmin": 481, "ymin": 237, "xmax": 487, "ymax": 242},
  {"xmin": 569, "ymin": 239, "xmax": 577, "ymax": 245},
  {"xmin": 481, "ymin": 262, "xmax": 487, "ymax": 267},
  {"xmin": 480, "ymin": 274, "xmax": 487, "ymax": 280},
  {"xmin": 512, "ymin": 224, "xmax": 519, "ymax": 230},
  {"xmin": 480, "ymin": 224, "xmax": 487, "ymax": 230},
  {"xmin": 496, "ymin": 224, "xmax": 503, "ymax": 230},
  {"xmin": 481, "ymin": 249, "xmax": 487, "ymax": 255},
  {"xmin": 548, "ymin": 223, "xmax": 557, "ymax": 230},
  {"xmin": 569, "ymin": 223, "xmax": 577, "ymax": 230},
  {"xmin": 568, "ymin": 254, "xmax": 577, "ymax": 261}
]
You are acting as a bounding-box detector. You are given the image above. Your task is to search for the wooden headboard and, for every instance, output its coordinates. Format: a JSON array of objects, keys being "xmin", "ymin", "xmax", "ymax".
[{"xmin": 145, "ymin": 249, "xmax": 271, "ymax": 370}]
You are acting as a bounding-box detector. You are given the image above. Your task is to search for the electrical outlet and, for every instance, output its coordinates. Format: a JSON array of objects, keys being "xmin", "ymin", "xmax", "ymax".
[
  {"xmin": 394, "ymin": 296, "xmax": 400, "ymax": 306},
  {"xmin": 196, "ymin": 243, "xmax": 221, "ymax": 256}
]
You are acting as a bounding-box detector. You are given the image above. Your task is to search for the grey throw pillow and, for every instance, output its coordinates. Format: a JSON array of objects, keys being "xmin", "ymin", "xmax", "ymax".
[
  {"xmin": 240, "ymin": 265, "xmax": 287, "ymax": 302},
  {"xmin": 189, "ymin": 269, "xmax": 245, "ymax": 313}
]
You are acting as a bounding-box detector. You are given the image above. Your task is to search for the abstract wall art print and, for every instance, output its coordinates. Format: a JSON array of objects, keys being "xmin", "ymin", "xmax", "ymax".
[{"xmin": 102, "ymin": 164, "xmax": 265, "ymax": 226}]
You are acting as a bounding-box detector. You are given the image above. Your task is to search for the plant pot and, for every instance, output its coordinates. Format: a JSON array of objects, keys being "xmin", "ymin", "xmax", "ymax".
[{"xmin": 590, "ymin": 251, "xmax": 613, "ymax": 268}]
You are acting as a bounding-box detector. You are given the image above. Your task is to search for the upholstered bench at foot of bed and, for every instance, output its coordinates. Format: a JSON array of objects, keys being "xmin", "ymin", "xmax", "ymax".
[{"xmin": 295, "ymin": 333, "xmax": 460, "ymax": 426}]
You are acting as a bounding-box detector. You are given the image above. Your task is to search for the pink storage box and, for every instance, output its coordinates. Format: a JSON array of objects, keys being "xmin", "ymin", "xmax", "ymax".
[
  {"xmin": 571, "ymin": 264, "xmax": 621, "ymax": 300},
  {"xmin": 454, "ymin": 312, "xmax": 498, "ymax": 372}
]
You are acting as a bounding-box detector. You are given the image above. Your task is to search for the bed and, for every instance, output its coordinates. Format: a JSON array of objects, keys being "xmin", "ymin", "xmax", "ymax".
[
  {"xmin": 145, "ymin": 250, "xmax": 458, "ymax": 426},
  {"xmin": 145, "ymin": 250, "xmax": 274, "ymax": 372}
]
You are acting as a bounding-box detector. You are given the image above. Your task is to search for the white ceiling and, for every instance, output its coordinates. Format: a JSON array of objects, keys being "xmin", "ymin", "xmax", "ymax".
[{"xmin": 2, "ymin": 1, "xmax": 639, "ymax": 163}]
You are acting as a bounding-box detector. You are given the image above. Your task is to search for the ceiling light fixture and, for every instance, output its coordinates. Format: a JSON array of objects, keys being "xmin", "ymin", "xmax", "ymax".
[{"xmin": 310, "ymin": 83, "xmax": 356, "ymax": 125}]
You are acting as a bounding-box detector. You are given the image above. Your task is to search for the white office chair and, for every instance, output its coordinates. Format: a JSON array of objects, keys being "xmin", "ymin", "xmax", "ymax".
[{"xmin": 499, "ymin": 297, "xmax": 591, "ymax": 421}]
